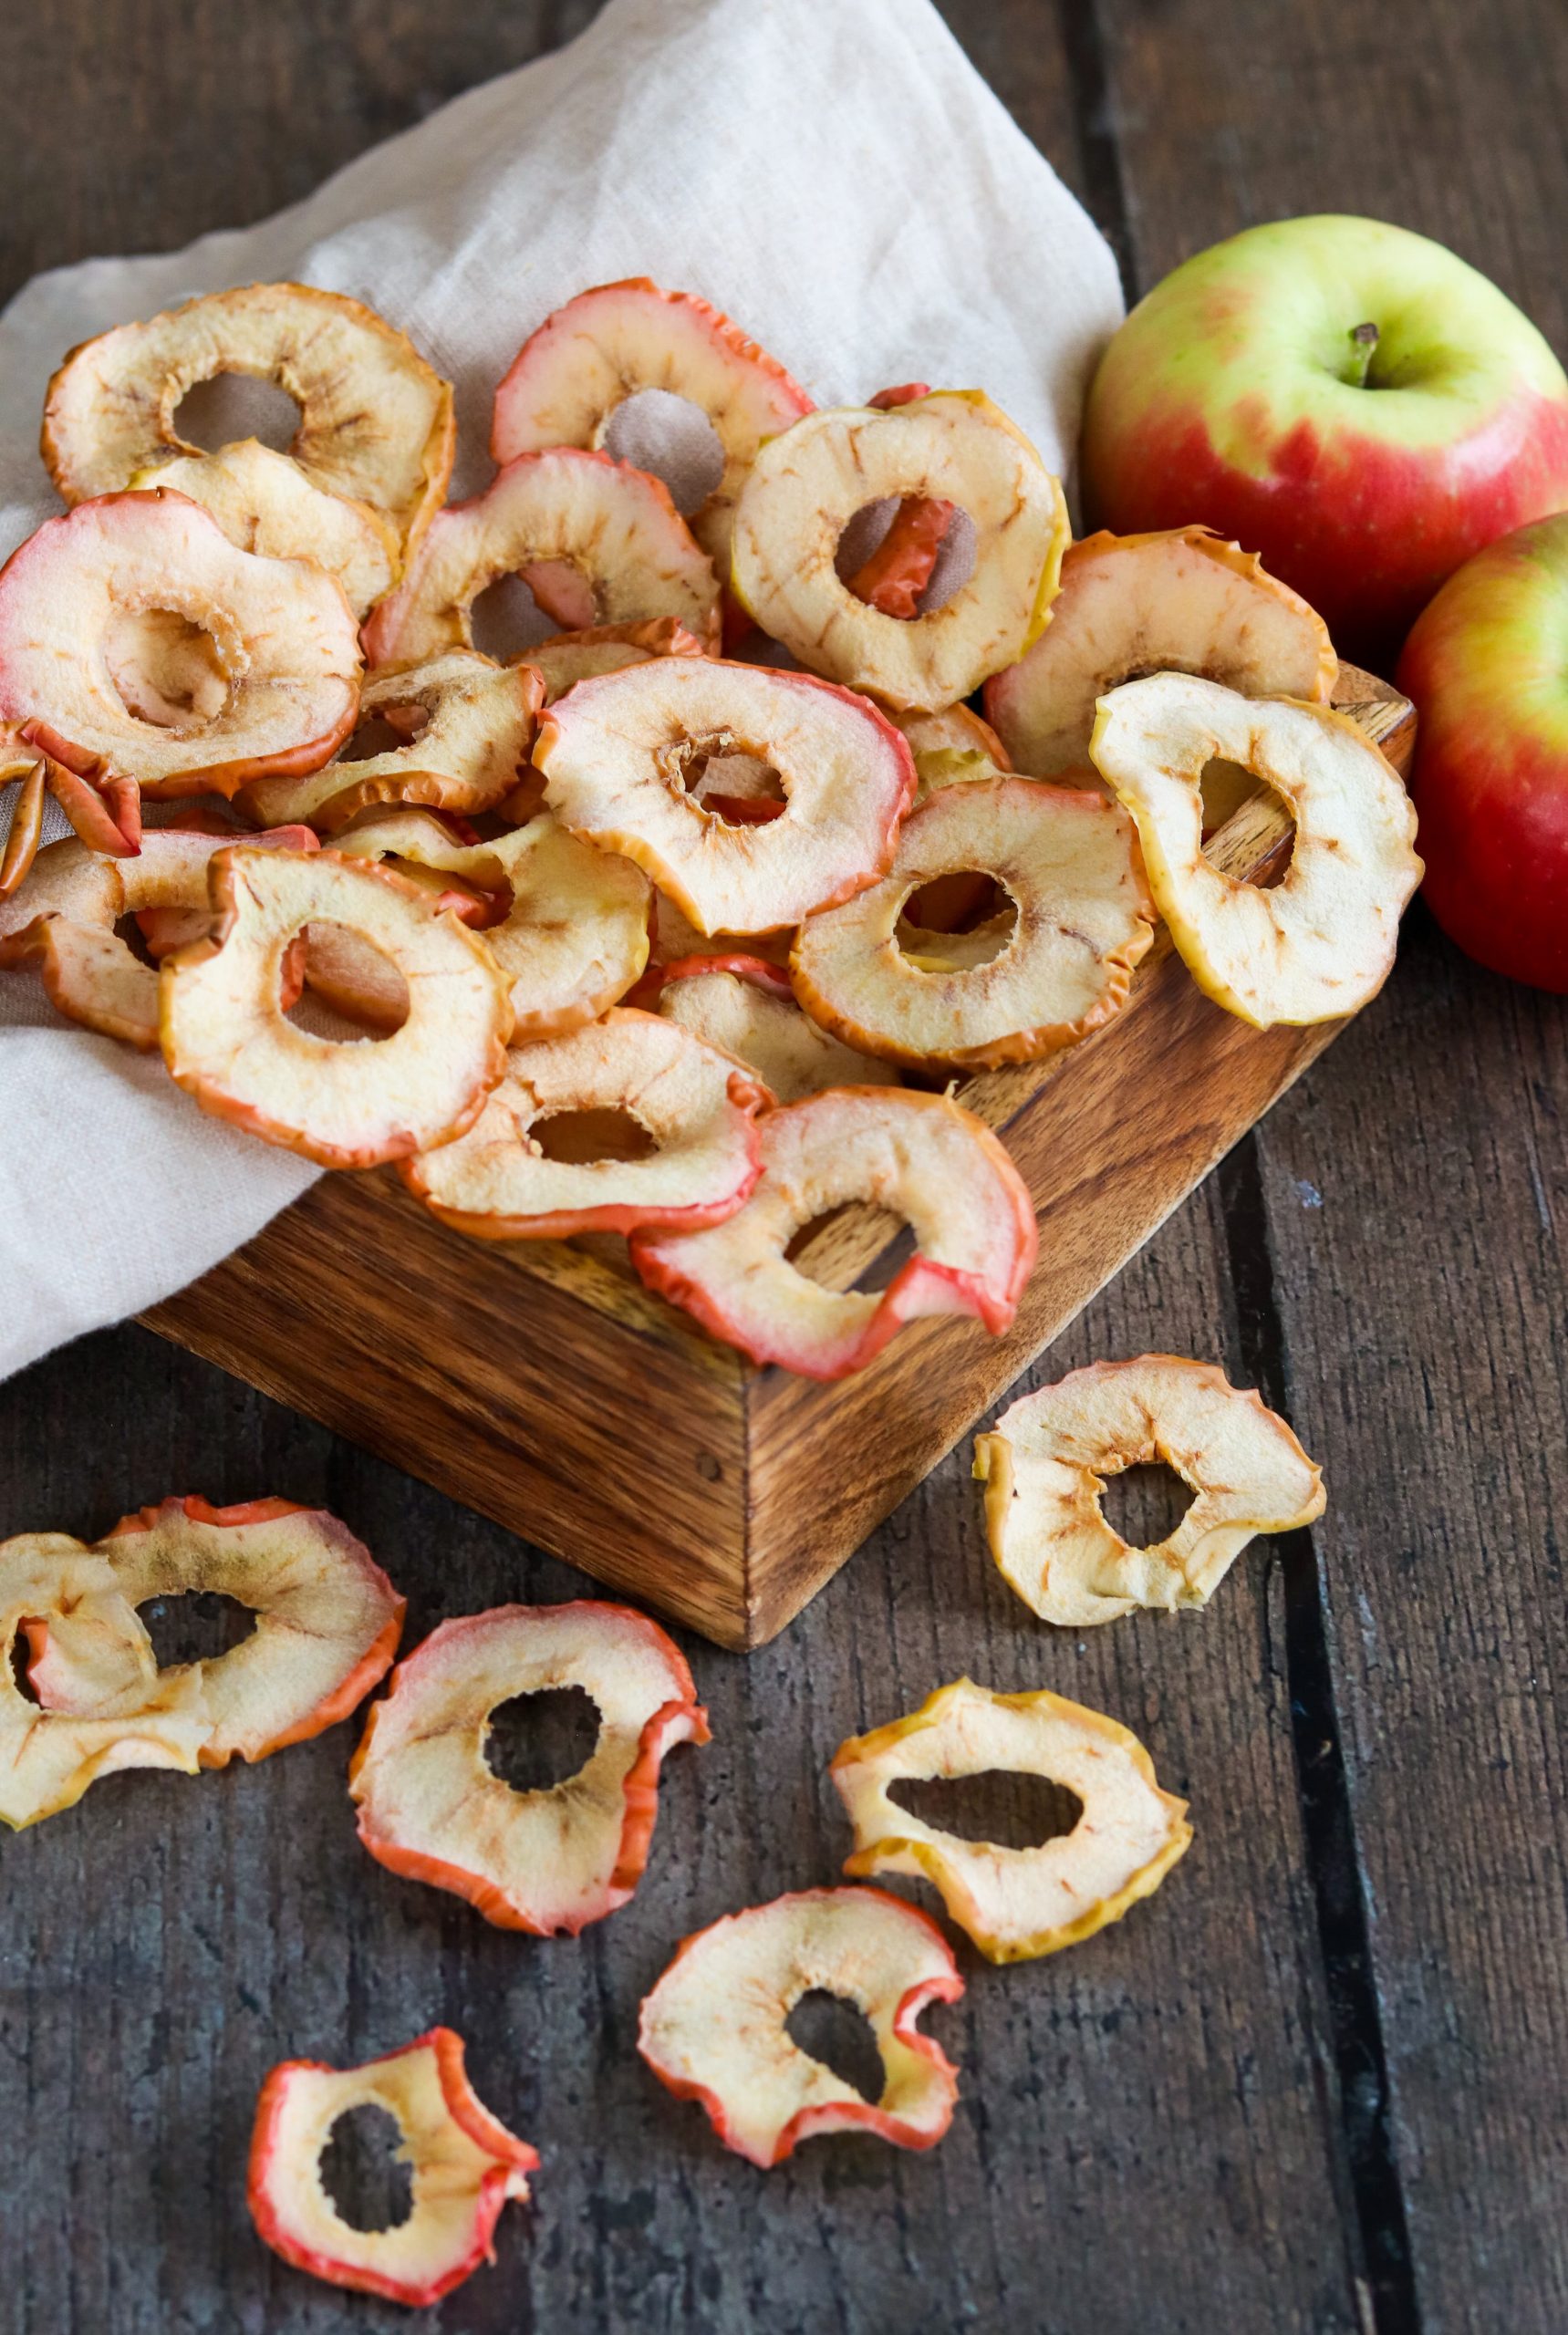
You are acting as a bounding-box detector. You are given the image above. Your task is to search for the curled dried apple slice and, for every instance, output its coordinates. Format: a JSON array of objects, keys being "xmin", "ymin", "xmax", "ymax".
[
  {"xmin": 638, "ymin": 1888, "xmax": 962, "ymax": 2167},
  {"xmin": 44, "ymin": 280, "xmax": 454, "ymax": 552},
  {"xmin": 362, "ymin": 449, "xmax": 720, "ymax": 670},
  {"xmin": 974, "ymin": 1354, "xmax": 1326, "ymax": 1626},
  {"xmin": 128, "ymin": 440, "xmax": 399, "ymax": 619},
  {"xmin": 403, "ymin": 1008, "xmax": 764, "ymax": 1240},
  {"xmin": 633, "ymin": 1087, "xmax": 1036, "ymax": 1378},
  {"xmin": 0, "ymin": 491, "xmax": 361, "ymax": 799},
  {"xmin": 986, "ymin": 528, "xmax": 1339, "ymax": 777},
  {"xmin": 161, "ymin": 846, "xmax": 512, "ymax": 1168},
  {"xmin": 0, "ymin": 1532, "xmax": 209, "ymax": 1828},
  {"xmin": 350, "ymin": 1600, "xmax": 708, "ymax": 1932},
  {"xmin": 27, "ymin": 1497, "xmax": 403, "ymax": 1767},
  {"xmin": 535, "ymin": 656, "xmax": 914, "ymax": 933},
  {"xmin": 240, "ymin": 654, "xmax": 540, "ymax": 832},
  {"xmin": 524, "ymin": 616, "xmax": 710, "ymax": 703},
  {"xmin": 792, "ymin": 775, "xmax": 1155, "ymax": 1071},
  {"xmin": 891, "ymin": 701, "xmax": 1011, "ymax": 772},
  {"xmin": 830, "ymin": 1676, "xmax": 1191, "ymax": 1964},
  {"xmin": 848, "ymin": 493, "xmax": 956, "ymax": 620},
  {"xmin": 0, "ymin": 746, "xmax": 46, "ymax": 897},
  {"xmin": 649, "ymin": 956, "xmax": 900, "ymax": 1102},
  {"xmin": 247, "ymin": 2027, "xmax": 536, "ymax": 2306},
  {"xmin": 1090, "ymin": 673, "xmax": 1423, "ymax": 1026},
  {"xmin": 731, "ymin": 392, "xmax": 1069, "ymax": 709}
]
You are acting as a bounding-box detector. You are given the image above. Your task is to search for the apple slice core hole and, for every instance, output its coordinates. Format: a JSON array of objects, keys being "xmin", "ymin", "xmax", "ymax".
[
  {"xmin": 898, "ymin": 873, "xmax": 1017, "ymax": 960},
  {"xmin": 9, "ymin": 1624, "xmax": 41, "ymax": 1707},
  {"xmin": 784, "ymin": 1988, "xmax": 886, "ymax": 2106},
  {"xmin": 318, "ymin": 2102, "xmax": 416, "ymax": 2234},
  {"xmin": 137, "ymin": 1589, "xmax": 256, "ymax": 1669},
  {"xmin": 531, "ymin": 1105, "xmax": 659, "ymax": 1167},
  {"xmin": 469, "ymin": 572, "xmax": 559, "ymax": 660},
  {"xmin": 784, "ymin": 1202, "xmax": 912, "ymax": 1291},
  {"xmin": 1096, "ymin": 1458, "xmax": 1195, "ymax": 1549},
  {"xmin": 601, "ymin": 389, "xmax": 726, "ymax": 518},
  {"xmin": 483, "ymin": 1684, "xmax": 602, "ymax": 1794},
  {"xmin": 1200, "ymin": 763, "xmax": 1295, "ymax": 887},
  {"xmin": 104, "ymin": 605, "xmax": 229, "ymax": 731},
  {"xmin": 171, "ymin": 372, "xmax": 303, "ymax": 456},
  {"xmin": 888, "ymin": 1769, "xmax": 1085, "ymax": 1851},
  {"xmin": 292, "ymin": 925, "xmax": 411, "ymax": 1037}
]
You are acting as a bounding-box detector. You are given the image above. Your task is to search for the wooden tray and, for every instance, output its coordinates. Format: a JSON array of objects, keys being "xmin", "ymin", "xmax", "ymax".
[{"xmin": 143, "ymin": 668, "xmax": 1413, "ymax": 1650}]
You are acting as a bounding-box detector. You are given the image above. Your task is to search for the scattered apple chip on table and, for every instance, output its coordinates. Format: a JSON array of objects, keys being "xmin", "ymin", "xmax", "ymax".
[
  {"xmin": 974, "ymin": 1355, "xmax": 1326, "ymax": 1627},
  {"xmin": 649, "ymin": 955, "xmax": 901, "ymax": 1102},
  {"xmin": 247, "ymin": 2027, "xmax": 537, "ymax": 2306},
  {"xmin": 830, "ymin": 1676, "xmax": 1191, "ymax": 1964},
  {"xmin": 349, "ymin": 1601, "xmax": 709, "ymax": 1934},
  {"xmin": 127, "ymin": 440, "xmax": 400, "ymax": 619},
  {"xmin": 638, "ymin": 1887, "xmax": 963, "ymax": 2168}
]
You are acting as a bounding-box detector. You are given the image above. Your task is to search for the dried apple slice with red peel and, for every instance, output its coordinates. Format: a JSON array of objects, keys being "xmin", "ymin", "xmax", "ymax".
[
  {"xmin": 1089, "ymin": 673, "xmax": 1423, "ymax": 1026},
  {"xmin": 161, "ymin": 846, "xmax": 512, "ymax": 1168},
  {"xmin": 403, "ymin": 1009, "xmax": 764, "ymax": 1240},
  {"xmin": 44, "ymin": 280, "xmax": 454, "ymax": 553},
  {"xmin": 247, "ymin": 2028, "xmax": 536, "ymax": 2306},
  {"xmin": 732, "ymin": 392, "xmax": 1069, "ymax": 709},
  {"xmin": 649, "ymin": 955, "xmax": 900, "ymax": 1103},
  {"xmin": 974, "ymin": 1354, "xmax": 1326, "ymax": 1626},
  {"xmin": 349, "ymin": 1601, "xmax": 709, "ymax": 1934},
  {"xmin": 792, "ymin": 775, "xmax": 1155, "ymax": 1071},
  {"xmin": 521, "ymin": 617, "xmax": 710, "ymax": 704},
  {"xmin": 633, "ymin": 1087, "xmax": 1036, "ymax": 1378},
  {"xmin": 363, "ymin": 448, "xmax": 720, "ymax": 671},
  {"xmin": 127, "ymin": 440, "xmax": 399, "ymax": 619},
  {"xmin": 638, "ymin": 1887, "xmax": 962, "ymax": 2167},
  {"xmin": 830, "ymin": 1676, "xmax": 1191, "ymax": 1964},
  {"xmin": 536, "ymin": 656, "xmax": 914, "ymax": 934},
  {"xmin": 0, "ymin": 750, "xmax": 47, "ymax": 897}
]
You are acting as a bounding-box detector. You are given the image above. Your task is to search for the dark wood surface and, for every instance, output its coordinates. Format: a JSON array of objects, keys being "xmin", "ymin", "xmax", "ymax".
[{"xmin": 0, "ymin": 4, "xmax": 1563, "ymax": 2331}]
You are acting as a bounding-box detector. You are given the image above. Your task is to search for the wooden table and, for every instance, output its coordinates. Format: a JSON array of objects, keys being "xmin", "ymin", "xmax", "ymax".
[{"xmin": 1, "ymin": 4, "xmax": 1563, "ymax": 2330}]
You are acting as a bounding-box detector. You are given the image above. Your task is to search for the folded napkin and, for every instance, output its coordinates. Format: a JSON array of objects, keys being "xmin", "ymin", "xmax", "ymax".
[{"xmin": 0, "ymin": 0, "xmax": 1121, "ymax": 1384}]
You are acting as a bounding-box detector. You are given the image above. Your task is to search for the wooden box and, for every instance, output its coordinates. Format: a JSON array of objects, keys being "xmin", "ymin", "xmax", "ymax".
[{"xmin": 143, "ymin": 670, "xmax": 1412, "ymax": 1650}]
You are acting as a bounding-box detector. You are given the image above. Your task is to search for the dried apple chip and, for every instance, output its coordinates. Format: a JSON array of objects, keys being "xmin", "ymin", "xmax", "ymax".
[
  {"xmin": 985, "ymin": 528, "xmax": 1338, "ymax": 777},
  {"xmin": 128, "ymin": 440, "xmax": 400, "ymax": 619},
  {"xmin": 247, "ymin": 2028, "xmax": 536, "ymax": 2306},
  {"xmin": 649, "ymin": 887, "xmax": 791, "ymax": 972},
  {"xmin": 974, "ymin": 1355, "xmax": 1326, "ymax": 1626},
  {"xmin": 44, "ymin": 280, "xmax": 454, "ymax": 552},
  {"xmin": 536, "ymin": 656, "xmax": 914, "ymax": 934},
  {"xmin": 649, "ymin": 956, "xmax": 900, "ymax": 1102},
  {"xmin": 523, "ymin": 617, "xmax": 710, "ymax": 703},
  {"xmin": 830, "ymin": 1676, "xmax": 1191, "ymax": 1964},
  {"xmin": 891, "ymin": 701, "xmax": 1011, "ymax": 772},
  {"xmin": 633, "ymin": 1087, "xmax": 1036, "ymax": 1379},
  {"xmin": 638, "ymin": 1888, "xmax": 962, "ymax": 2167},
  {"xmin": 731, "ymin": 392, "xmax": 1069, "ymax": 709},
  {"xmin": 1090, "ymin": 673, "xmax": 1423, "ymax": 1026},
  {"xmin": 349, "ymin": 1601, "xmax": 709, "ymax": 1933},
  {"xmin": 403, "ymin": 1008, "xmax": 764, "ymax": 1240},
  {"xmin": 161, "ymin": 846, "xmax": 512, "ymax": 1168}
]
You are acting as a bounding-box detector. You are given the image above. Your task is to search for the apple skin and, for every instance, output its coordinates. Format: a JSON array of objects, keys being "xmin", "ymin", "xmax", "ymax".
[
  {"xmin": 1082, "ymin": 216, "xmax": 1568, "ymax": 667},
  {"xmin": 1396, "ymin": 514, "xmax": 1568, "ymax": 992}
]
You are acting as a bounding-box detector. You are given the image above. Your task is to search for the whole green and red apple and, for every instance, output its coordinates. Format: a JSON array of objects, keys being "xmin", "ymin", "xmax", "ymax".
[
  {"xmin": 1397, "ymin": 514, "xmax": 1568, "ymax": 992},
  {"xmin": 1081, "ymin": 215, "xmax": 1568, "ymax": 665}
]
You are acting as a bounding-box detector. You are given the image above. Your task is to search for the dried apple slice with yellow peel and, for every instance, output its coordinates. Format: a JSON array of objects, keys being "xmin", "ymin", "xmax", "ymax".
[
  {"xmin": 247, "ymin": 2028, "xmax": 536, "ymax": 2306},
  {"xmin": 44, "ymin": 280, "xmax": 454, "ymax": 553},
  {"xmin": 161, "ymin": 846, "xmax": 512, "ymax": 1168},
  {"xmin": 535, "ymin": 656, "xmax": 914, "ymax": 934},
  {"xmin": 522, "ymin": 617, "xmax": 710, "ymax": 704},
  {"xmin": 985, "ymin": 528, "xmax": 1339, "ymax": 777},
  {"xmin": 127, "ymin": 440, "xmax": 399, "ymax": 619},
  {"xmin": 731, "ymin": 392, "xmax": 1069, "ymax": 710},
  {"xmin": 891, "ymin": 701, "xmax": 1011, "ymax": 772},
  {"xmin": 633, "ymin": 1087, "xmax": 1036, "ymax": 1379},
  {"xmin": 362, "ymin": 449, "xmax": 720, "ymax": 670},
  {"xmin": 0, "ymin": 491, "xmax": 361, "ymax": 800},
  {"xmin": 0, "ymin": 1532, "xmax": 210, "ymax": 1828},
  {"xmin": 0, "ymin": 746, "xmax": 46, "ymax": 897},
  {"xmin": 349, "ymin": 1601, "xmax": 708, "ymax": 1933},
  {"xmin": 26, "ymin": 1497, "xmax": 403, "ymax": 1767},
  {"xmin": 830, "ymin": 1676, "xmax": 1191, "ymax": 1965},
  {"xmin": 649, "ymin": 955, "xmax": 900, "ymax": 1103},
  {"xmin": 638, "ymin": 1887, "xmax": 962, "ymax": 2168},
  {"xmin": 1089, "ymin": 673, "xmax": 1423, "ymax": 1026},
  {"xmin": 403, "ymin": 1008, "xmax": 764, "ymax": 1240},
  {"xmin": 974, "ymin": 1354, "xmax": 1326, "ymax": 1626}
]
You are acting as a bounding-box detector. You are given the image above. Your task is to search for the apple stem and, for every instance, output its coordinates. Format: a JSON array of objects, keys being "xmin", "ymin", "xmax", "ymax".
[{"xmin": 1347, "ymin": 321, "xmax": 1380, "ymax": 388}]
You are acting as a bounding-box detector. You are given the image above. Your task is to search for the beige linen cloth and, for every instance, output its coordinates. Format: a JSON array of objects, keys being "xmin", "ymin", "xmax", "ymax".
[{"xmin": 0, "ymin": 0, "xmax": 1122, "ymax": 1383}]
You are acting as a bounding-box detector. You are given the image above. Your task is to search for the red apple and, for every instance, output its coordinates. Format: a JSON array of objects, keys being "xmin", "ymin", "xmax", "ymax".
[
  {"xmin": 1082, "ymin": 216, "xmax": 1568, "ymax": 666},
  {"xmin": 1396, "ymin": 514, "xmax": 1568, "ymax": 991}
]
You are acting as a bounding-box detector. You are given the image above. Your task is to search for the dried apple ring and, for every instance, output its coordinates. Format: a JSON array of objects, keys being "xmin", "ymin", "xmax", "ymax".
[
  {"xmin": 830, "ymin": 1676, "xmax": 1191, "ymax": 1964},
  {"xmin": 649, "ymin": 956, "xmax": 900, "ymax": 1103},
  {"xmin": 891, "ymin": 701, "xmax": 1011, "ymax": 772},
  {"xmin": 26, "ymin": 1497, "xmax": 403, "ymax": 1767},
  {"xmin": 633, "ymin": 1087, "xmax": 1036, "ymax": 1378},
  {"xmin": 985, "ymin": 528, "xmax": 1338, "ymax": 777},
  {"xmin": 731, "ymin": 392, "xmax": 1069, "ymax": 709},
  {"xmin": 792, "ymin": 776, "xmax": 1155, "ymax": 1071},
  {"xmin": 535, "ymin": 656, "xmax": 914, "ymax": 934},
  {"xmin": 350, "ymin": 1601, "xmax": 709, "ymax": 1933},
  {"xmin": 0, "ymin": 491, "xmax": 361, "ymax": 800},
  {"xmin": 974, "ymin": 1354, "xmax": 1326, "ymax": 1626},
  {"xmin": 638, "ymin": 1887, "xmax": 962, "ymax": 2167},
  {"xmin": 524, "ymin": 617, "xmax": 710, "ymax": 703},
  {"xmin": 161, "ymin": 845, "xmax": 512, "ymax": 1168},
  {"xmin": 44, "ymin": 280, "xmax": 454, "ymax": 552},
  {"xmin": 403, "ymin": 1008, "xmax": 764, "ymax": 1240},
  {"xmin": 247, "ymin": 2028, "xmax": 536, "ymax": 2306},
  {"xmin": 128, "ymin": 440, "xmax": 399, "ymax": 619},
  {"xmin": 1090, "ymin": 673, "xmax": 1423, "ymax": 1026},
  {"xmin": 363, "ymin": 448, "xmax": 720, "ymax": 671}
]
